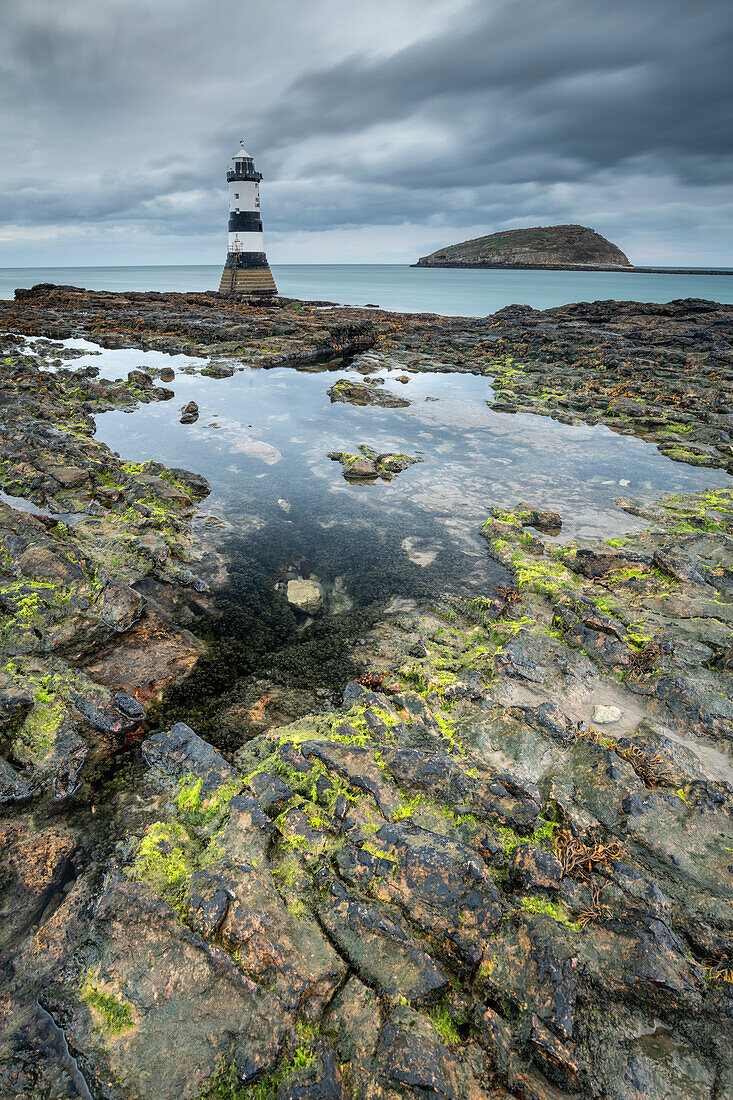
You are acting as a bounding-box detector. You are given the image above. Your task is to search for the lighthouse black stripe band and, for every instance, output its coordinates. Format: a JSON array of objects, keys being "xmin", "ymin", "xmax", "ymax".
[
  {"xmin": 225, "ymin": 252, "xmax": 269, "ymax": 269},
  {"xmin": 227, "ymin": 170, "xmax": 262, "ymax": 183},
  {"xmin": 228, "ymin": 212, "xmax": 263, "ymax": 232}
]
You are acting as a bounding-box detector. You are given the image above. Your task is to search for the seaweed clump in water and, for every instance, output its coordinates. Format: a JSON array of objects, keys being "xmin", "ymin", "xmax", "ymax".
[{"xmin": 150, "ymin": 505, "xmax": 463, "ymax": 747}]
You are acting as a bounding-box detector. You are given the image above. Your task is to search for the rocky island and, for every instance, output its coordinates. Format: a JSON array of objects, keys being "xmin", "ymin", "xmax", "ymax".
[
  {"xmin": 414, "ymin": 225, "xmax": 632, "ymax": 270},
  {"xmin": 0, "ymin": 284, "xmax": 732, "ymax": 1100},
  {"xmin": 414, "ymin": 224, "xmax": 732, "ymax": 275}
]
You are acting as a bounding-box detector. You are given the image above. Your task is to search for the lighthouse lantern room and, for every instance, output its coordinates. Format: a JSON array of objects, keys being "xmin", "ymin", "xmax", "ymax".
[{"xmin": 218, "ymin": 141, "xmax": 277, "ymax": 295}]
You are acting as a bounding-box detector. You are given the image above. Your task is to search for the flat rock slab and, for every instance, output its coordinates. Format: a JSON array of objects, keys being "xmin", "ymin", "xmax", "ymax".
[{"xmin": 327, "ymin": 378, "xmax": 410, "ymax": 408}]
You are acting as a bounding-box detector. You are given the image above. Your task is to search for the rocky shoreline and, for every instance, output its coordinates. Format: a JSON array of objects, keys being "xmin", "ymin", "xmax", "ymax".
[{"xmin": 0, "ymin": 286, "xmax": 732, "ymax": 1100}]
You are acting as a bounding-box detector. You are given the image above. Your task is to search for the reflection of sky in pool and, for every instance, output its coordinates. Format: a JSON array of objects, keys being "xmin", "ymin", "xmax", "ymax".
[{"xmin": 43, "ymin": 337, "xmax": 731, "ymax": 598}]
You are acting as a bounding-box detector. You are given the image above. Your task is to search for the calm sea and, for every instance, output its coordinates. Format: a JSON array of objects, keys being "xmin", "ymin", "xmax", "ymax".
[{"xmin": 1, "ymin": 263, "xmax": 732, "ymax": 316}]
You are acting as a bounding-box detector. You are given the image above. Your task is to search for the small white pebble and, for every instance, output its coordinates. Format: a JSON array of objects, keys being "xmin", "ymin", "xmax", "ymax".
[{"xmin": 593, "ymin": 704, "xmax": 623, "ymax": 724}]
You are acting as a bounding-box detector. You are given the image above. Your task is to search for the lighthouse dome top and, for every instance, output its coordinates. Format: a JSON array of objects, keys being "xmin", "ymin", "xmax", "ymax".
[{"xmin": 233, "ymin": 140, "xmax": 252, "ymax": 160}]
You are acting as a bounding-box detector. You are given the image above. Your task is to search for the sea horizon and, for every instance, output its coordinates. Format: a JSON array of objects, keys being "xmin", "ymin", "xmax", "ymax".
[{"xmin": 2, "ymin": 261, "xmax": 733, "ymax": 317}]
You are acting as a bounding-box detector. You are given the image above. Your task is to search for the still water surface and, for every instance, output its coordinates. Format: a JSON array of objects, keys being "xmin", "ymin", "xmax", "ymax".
[{"xmin": 63, "ymin": 339, "xmax": 729, "ymax": 609}]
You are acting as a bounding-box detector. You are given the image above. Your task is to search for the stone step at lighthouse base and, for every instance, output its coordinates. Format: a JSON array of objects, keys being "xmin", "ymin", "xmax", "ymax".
[{"xmin": 218, "ymin": 266, "xmax": 277, "ymax": 295}]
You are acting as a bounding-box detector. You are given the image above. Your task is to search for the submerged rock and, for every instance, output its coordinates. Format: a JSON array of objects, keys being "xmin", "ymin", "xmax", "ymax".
[{"xmin": 286, "ymin": 577, "xmax": 325, "ymax": 614}]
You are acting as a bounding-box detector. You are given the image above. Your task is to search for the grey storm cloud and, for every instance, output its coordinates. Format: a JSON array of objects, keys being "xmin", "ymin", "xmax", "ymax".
[
  {"xmin": 0, "ymin": 0, "xmax": 731, "ymax": 264},
  {"xmin": 260, "ymin": 0, "xmax": 733, "ymax": 176}
]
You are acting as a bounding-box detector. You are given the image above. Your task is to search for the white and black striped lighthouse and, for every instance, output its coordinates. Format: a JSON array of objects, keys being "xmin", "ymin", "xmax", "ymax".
[{"xmin": 218, "ymin": 140, "xmax": 277, "ymax": 295}]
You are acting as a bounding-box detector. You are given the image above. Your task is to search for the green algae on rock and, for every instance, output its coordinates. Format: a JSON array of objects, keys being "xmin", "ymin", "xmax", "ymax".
[{"xmin": 328, "ymin": 444, "xmax": 421, "ymax": 481}]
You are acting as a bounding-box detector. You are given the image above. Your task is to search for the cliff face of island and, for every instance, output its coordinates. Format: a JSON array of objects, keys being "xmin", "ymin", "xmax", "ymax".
[{"xmin": 414, "ymin": 223, "xmax": 632, "ymax": 269}]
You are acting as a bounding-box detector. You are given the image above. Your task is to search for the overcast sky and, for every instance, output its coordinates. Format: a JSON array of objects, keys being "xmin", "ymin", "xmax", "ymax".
[{"xmin": 1, "ymin": 0, "xmax": 731, "ymax": 266}]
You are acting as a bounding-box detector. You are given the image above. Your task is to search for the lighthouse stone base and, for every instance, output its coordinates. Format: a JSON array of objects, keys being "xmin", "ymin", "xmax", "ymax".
[{"xmin": 219, "ymin": 253, "xmax": 277, "ymax": 296}]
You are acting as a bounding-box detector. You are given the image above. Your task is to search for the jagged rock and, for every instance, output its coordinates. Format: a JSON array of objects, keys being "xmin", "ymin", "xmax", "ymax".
[
  {"xmin": 319, "ymin": 879, "xmax": 449, "ymax": 1003},
  {"xmin": 98, "ymin": 580, "xmax": 146, "ymax": 632},
  {"xmin": 513, "ymin": 844, "xmax": 563, "ymax": 892},
  {"xmin": 0, "ymin": 757, "xmax": 32, "ymax": 803},
  {"xmin": 0, "ymin": 676, "xmax": 33, "ymax": 730},
  {"xmin": 127, "ymin": 369, "xmax": 153, "ymax": 387},
  {"xmin": 45, "ymin": 465, "xmax": 90, "ymax": 489},
  {"xmin": 201, "ymin": 361, "xmax": 235, "ymax": 377},
  {"xmin": 517, "ymin": 501, "xmax": 563, "ymax": 532},
  {"xmin": 142, "ymin": 721, "xmax": 235, "ymax": 792},
  {"xmin": 328, "ymin": 444, "xmax": 421, "ymax": 482},
  {"xmin": 70, "ymin": 687, "xmax": 143, "ymax": 737},
  {"xmin": 113, "ymin": 690, "xmax": 146, "ymax": 721},
  {"xmin": 0, "ymin": 824, "xmax": 77, "ymax": 942},
  {"xmin": 67, "ymin": 878, "xmax": 290, "ymax": 1100}
]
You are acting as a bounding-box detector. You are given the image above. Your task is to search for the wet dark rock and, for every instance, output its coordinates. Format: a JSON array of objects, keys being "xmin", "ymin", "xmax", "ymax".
[
  {"xmin": 133, "ymin": 532, "xmax": 170, "ymax": 565},
  {"xmin": 571, "ymin": 547, "xmax": 655, "ymax": 579},
  {"xmin": 46, "ymin": 464, "xmax": 90, "ymax": 489},
  {"xmin": 528, "ymin": 1015, "xmax": 582, "ymax": 1091},
  {"xmin": 168, "ymin": 466, "xmax": 210, "ymax": 499},
  {"xmin": 0, "ymin": 824, "xmax": 77, "ymax": 942},
  {"xmin": 2, "ymin": 289, "xmax": 733, "ymax": 1099},
  {"xmin": 0, "ymin": 756, "xmax": 32, "ymax": 803},
  {"xmin": 18, "ymin": 544, "xmax": 86, "ymax": 585},
  {"xmin": 513, "ymin": 843, "xmax": 563, "ymax": 892},
  {"xmin": 201, "ymin": 361, "xmax": 235, "ymax": 377},
  {"xmin": 70, "ymin": 877, "xmax": 290, "ymax": 1099},
  {"xmin": 98, "ymin": 580, "xmax": 147, "ymax": 632},
  {"xmin": 517, "ymin": 501, "xmax": 563, "ymax": 533},
  {"xmin": 339, "ymin": 819, "xmax": 502, "ymax": 967},
  {"xmin": 113, "ymin": 690, "xmax": 146, "ymax": 720},
  {"xmin": 278, "ymin": 1048, "xmax": 345, "ymax": 1100},
  {"xmin": 179, "ymin": 399, "xmax": 199, "ymax": 424},
  {"xmin": 507, "ymin": 700, "xmax": 576, "ymax": 744},
  {"xmin": 70, "ymin": 688, "xmax": 143, "ymax": 737},
  {"xmin": 328, "ymin": 444, "xmax": 421, "ymax": 482},
  {"xmin": 51, "ymin": 741, "xmax": 88, "ymax": 801},
  {"xmin": 375, "ymin": 1007, "xmax": 459, "ymax": 1099},
  {"xmin": 127, "ymin": 369, "xmax": 153, "ymax": 387},
  {"xmin": 185, "ymin": 869, "xmax": 232, "ymax": 937},
  {"xmin": 142, "ymin": 721, "xmax": 234, "ymax": 792},
  {"xmin": 0, "ymin": 675, "xmax": 33, "ymax": 730},
  {"xmin": 318, "ymin": 879, "xmax": 449, "ymax": 1003}
]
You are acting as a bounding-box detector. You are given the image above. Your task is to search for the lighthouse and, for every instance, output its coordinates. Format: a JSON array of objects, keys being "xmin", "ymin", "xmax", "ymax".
[{"xmin": 218, "ymin": 140, "xmax": 277, "ymax": 295}]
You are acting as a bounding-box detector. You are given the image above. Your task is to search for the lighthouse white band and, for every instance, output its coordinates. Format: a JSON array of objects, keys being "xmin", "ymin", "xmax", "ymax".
[
  {"xmin": 227, "ymin": 231, "xmax": 265, "ymax": 253},
  {"xmin": 228, "ymin": 180, "xmax": 260, "ymax": 211}
]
